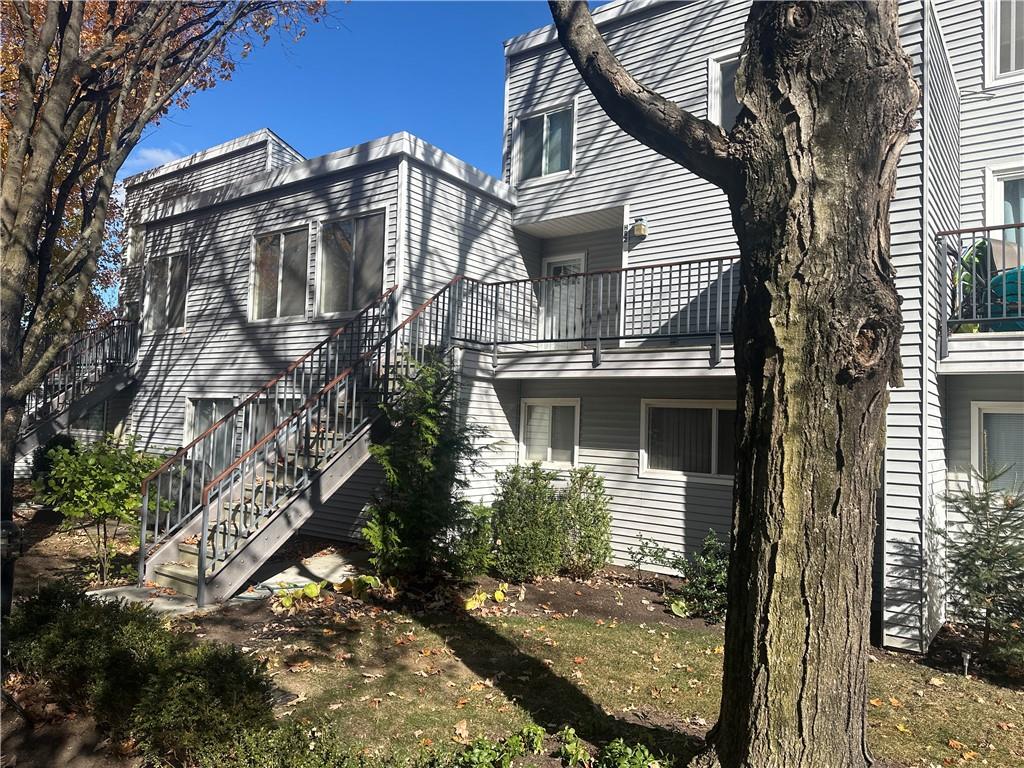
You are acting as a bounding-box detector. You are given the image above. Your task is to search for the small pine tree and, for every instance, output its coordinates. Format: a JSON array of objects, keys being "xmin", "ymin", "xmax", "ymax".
[
  {"xmin": 937, "ymin": 467, "xmax": 1024, "ymax": 664},
  {"xmin": 362, "ymin": 356, "xmax": 484, "ymax": 582}
]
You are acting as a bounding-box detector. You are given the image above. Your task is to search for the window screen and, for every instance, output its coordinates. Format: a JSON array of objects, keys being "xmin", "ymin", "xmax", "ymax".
[
  {"xmin": 719, "ymin": 58, "xmax": 741, "ymax": 130},
  {"xmin": 647, "ymin": 407, "xmax": 712, "ymax": 474},
  {"xmin": 523, "ymin": 402, "xmax": 576, "ymax": 465},
  {"xmin": 982, "ymin": 411, "xmax": 1024, "ymax": 490},
  {"xmin": 998, "ymin": 0, "xmax": 1024, "ymax": 75},
  {"xmin": 319, "ymin": 213, "xmax": 385, "ymax": 313},
  {"xmin": 253, "ymin": 229, "xmax": 308, "ymax": 319},
  {"xmin": 519, "ymin": 107, "xmax": 573, "ymax": 181}
]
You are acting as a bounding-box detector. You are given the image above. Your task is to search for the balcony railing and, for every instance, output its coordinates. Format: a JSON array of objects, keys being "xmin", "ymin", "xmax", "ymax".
[
  {"xmin": 22, "ymin": 320, "xmax": 138, "ymax": 434},
  {"xmin": 457, "ymin": 256, "xmax": 740, "ymax": 364},
  {"xmin": 937, "ymin": 222, "xmax": 1024, "ymax": 356}
]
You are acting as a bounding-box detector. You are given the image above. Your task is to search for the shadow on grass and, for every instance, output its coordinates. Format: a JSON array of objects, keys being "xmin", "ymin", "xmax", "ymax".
[{"xmin": 412, "ymin": 608, "xmax": 706, "ymax": 760}]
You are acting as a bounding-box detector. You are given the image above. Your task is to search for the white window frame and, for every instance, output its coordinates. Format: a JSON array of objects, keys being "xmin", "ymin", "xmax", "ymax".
[
  {"xmin": 707, "ymin": 49, "xmax": 740, "ymax": 128},
  {"xmin": 143, "ymin": 250, "xmax": 188, "ymax": 335},
  {"xmin": 314, "ymin": 205, "xmax": 390, "ymax": 318},
  {"xmin": 639, "ymin": 399, "xmax": 735, "ymax": 485},
  {"xmin": 512, "ymin": 97, "xmax": 578, "ymax": 187},
  {"xmin": 183, "ymin": 395, "xmax": 239, "ymax": 466},
  {"xmin": 970, "ymin": 400, "xmax": 1024, "ymax": 475},
  {"xmin": 248, "ymin": 222, "xmax": 311, "ymax": 322},
  {"xmin": 518, "ymin": 397, "xmax": 581, "ymax": 469},
  {"xmin": 986, "ymin": 0, "xmax": 1024, "ymax": 88},
  {"xmin": 984, "ymin": 160, "xmax": 1024, "ymax": 227}
]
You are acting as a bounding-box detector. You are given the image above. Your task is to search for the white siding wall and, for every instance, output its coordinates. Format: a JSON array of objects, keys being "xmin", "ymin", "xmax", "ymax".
[
  {"xmin": 505, "ymin": 0, "xmax": 932, "ymax": 649},
  {"xmin": 463, "ymin": 376, "xmax": 736, "ymax": 567},
  {"xmin": 129, "ymin": 161, "xmax": 401, "ymax": 454},
  {"xmin": 403, "ymin": 160, "xmax": 526, "ymax": 314},
  {"xmin": 934, "ymin": 0, "xmax": 1024, "ymax": 228}
]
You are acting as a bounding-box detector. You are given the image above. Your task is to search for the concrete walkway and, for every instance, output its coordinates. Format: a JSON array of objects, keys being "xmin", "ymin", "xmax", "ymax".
[{"xmin": 89, "ymin": 549, "xmax": 371, "ymax": 616}]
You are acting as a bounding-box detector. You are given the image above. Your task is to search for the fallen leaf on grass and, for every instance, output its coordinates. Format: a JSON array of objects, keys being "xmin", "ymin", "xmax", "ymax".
[
  {"xmin": 453, "ymin": 719, "xmax": 470, "ymax": 743},
  {"xmin": 869, "ymin": 698, "xmax": 884, "ymax": 707}
]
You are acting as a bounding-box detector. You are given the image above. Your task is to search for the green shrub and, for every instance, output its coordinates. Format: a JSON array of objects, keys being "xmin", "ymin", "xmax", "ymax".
[
  {"xmin": 133, "ymin": 644, "xmax": 273, "ymax": 764},
  {"xmin": 560, "ymin": 466, "xmax": 612, "ymax": 579},
  {"xmin": 5, "ymin": 584, "xmax": 274, "ymax": 764},
  {"xmin": 363, "ymin": 358, "xmax": 485, "ymax": 582},
  {"xmin": 195, "ymin": 721, "xmax": 358, "ymax": 768},
  {"xmin": 4, "ymin": 582, "xmax": 183, "ymax": 733},
  {"xmin": 935, "ymin": 468, "xmax": 1024, "ymax": 668},
  {"xmin": 30, "ymin": 432, "xmax": 78, "ymax": 480},
  {"xmin": 36, "ymin": 435, "xmax": 161, "ymax": 583},
  {"xmin": 669, "ymin": 530, "xmax": 729, "ymax": 624},
  {"xmin": 449, "ymin": 504, "xmax": 494, "ymax": 578},
  {"xmin": 625, "ymin": 536, "xmax": 669, "ymax": 584},
  {"xmin": 491, "ymin": 463, "xmax": 562, "ymax": 582}
]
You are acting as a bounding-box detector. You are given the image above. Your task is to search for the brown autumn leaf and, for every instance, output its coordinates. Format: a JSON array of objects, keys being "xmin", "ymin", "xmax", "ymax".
[
  {"xmin": 948, "ymin": 739, "xmax": 967, "ymax": 750},
  {"xmin": 869, "ymin": 698, "xmax": 884, "ymax": 707},
  {"xmin": 574, "ymin": 656, "xmax": 585, "ymax": 664},
  {"xmin": 888, "ymin": 696, "xmax": 903, "ymax": 708},
  {"xmin": 456, "ymin": 698, "xmax": 470, "ymax": 709},
  {"xmin": 453, "ymin": 719, "xmax": 470, "ymax": 743}
]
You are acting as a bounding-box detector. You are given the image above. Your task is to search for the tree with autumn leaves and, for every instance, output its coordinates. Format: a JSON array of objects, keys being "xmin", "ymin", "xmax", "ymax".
[{"xmin": 0, "ymin": 1, "xmax": 326, "ymax": 526}]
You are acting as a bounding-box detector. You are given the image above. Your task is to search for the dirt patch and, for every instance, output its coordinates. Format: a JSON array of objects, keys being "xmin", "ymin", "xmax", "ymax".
[
  {"xmin": 10, "ymin": 503, "xmax": 136, "ymax": 597},
  {"xmin": 474, "ymin": 567, "xmax": 712, "ymax": 631}
]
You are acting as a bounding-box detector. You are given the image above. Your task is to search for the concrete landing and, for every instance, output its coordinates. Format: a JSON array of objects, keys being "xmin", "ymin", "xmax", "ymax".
[{"xmin": 89, "ymin": 549, "xmax": 371, "ymax": 616}]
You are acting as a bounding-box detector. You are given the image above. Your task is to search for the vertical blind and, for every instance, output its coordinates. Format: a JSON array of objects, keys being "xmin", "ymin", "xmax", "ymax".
[
  {"xmin": 647, "ymin": 405, "xmax": 736, "ymax": 475},
  {"xmin": 983, "ymin": 411, "xmax": 1024, "ymax": 490}
]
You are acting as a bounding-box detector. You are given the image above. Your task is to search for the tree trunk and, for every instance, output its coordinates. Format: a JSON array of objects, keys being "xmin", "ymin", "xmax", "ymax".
[{"xmin": 700, "ymin": 4, "xmax": 917, "ymax": 767}]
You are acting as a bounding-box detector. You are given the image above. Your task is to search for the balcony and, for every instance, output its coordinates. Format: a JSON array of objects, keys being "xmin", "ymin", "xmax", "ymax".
[
  {"xmin": 937, "ymin": 222, "xmax": 1024, "ymax": 373},
  {"xmin": 454, "ymin": 256, "xmax": 740, "ymax": 377}
]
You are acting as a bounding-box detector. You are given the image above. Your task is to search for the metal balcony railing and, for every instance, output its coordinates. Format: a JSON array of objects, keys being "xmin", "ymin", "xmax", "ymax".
[
  {"xmin": 937, "ymin": 222, "xmax": 1024, "ymax": 356},
  {"xmin": 457, "ymin": 256, "xmax": 740, "ymax": 364},
  {"xmin": 21, "ymin": 320, "xmax": 138, "ymax": 435}
]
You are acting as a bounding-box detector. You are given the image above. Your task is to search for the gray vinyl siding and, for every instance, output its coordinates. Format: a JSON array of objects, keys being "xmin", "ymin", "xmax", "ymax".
[
  {"xmin": 919, "ymin": 0, "xmax": 962, "ymax": 642},
  {"xmin": 402, "ymin": 160, "xmax": 525, "ymax": 315},
  {"xmin": 267, "ymin": 132, "xmax": 305, "ymax": 170},
  {"xmin": 127, "ymin": 143, "xmax": 269, "ymax": 222},
  {"xmin": 506, "ymin": 0, "xmax": 932, "ymax": 649},
  {"xmin": 466, "ymin": 377, "xmax": 736, "ymax": 568},
  {"xmin": 934, "ymin": 0, "xmax": 1024, "ymax": 228},
  {"xmin": 945, "ymin": 373, "xmax": 1024, "ymax": 479},
  {"xmin": 129, "ymin": 161, "xmax": 401, "ymax": 455},
  {"xmin": 302, "ymin": 460, "xmax": 385, "ymax": 541},
  {"xmin": 506, "ymin": 0, "xmax": 743, "ymax": 270},
  {"xmin": 458, "ymin": 370, "xmax": 521, "ymax": 503}
]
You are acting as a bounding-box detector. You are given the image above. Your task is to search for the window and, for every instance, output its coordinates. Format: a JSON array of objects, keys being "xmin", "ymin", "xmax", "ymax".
[
  {"xmin": 641, "ymin": 400, "xmax": 735, "ymax": 480},
  {"xmin": 518, "ymin": 105, "xmax": 574, "ymax": 182},
  {"xmin": 145, "ymin": 252, "xmax": 187, "ymax": 332},
  {"xmin": 988, "ymin": 0, "xmax": 1024, "ymax": 84},
  {"xmin": 971, "ymin": 402, "xmax": 1024, "ymax": 491},
  {"xmin": 985, "ymin": 163, "xmax": 1024, "ymax": 240},
  {"xmin": 73, "ymin": 403, "xmax": 107, "ymax": 434},
  {"xmin": 519, "ymin": 398, "xmax": 579, "ymax": 467},
  {"xmin": 708, "ymin": 53, "xmax": 741, "ymax": 131},
  {"xmin": 187, "ymin": 397, "xmax": 236, "ymax": 474},
  {"xmin": 319, "ymin": 212, "xmax": 386, "ymax": 314},
  {"xmin": 252, "ymin": 227, "xmax": 308, "ymax": 320}
]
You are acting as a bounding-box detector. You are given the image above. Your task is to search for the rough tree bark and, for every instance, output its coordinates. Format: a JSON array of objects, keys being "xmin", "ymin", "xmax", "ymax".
[{"xmin": 549, "ymin": 2, "xmax": 918, "ymax": 767}]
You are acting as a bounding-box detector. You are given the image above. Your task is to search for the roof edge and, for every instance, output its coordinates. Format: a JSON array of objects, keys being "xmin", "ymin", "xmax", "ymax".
[
  {"xmin": 138, "ymin": 132, "xmax": 515, "ymax": 225},
  {"xmin": 123, "ymin": 128, "xmax": 280, "ymax": 188}
]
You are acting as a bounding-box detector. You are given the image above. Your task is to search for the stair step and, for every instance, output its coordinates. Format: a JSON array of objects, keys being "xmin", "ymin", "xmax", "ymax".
[{"xmin": 151, "ymin": 561, "xmax": 199, "ymax": 598}]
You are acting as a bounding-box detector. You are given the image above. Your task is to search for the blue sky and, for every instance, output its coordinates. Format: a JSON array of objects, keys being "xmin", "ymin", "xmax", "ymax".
[{"xmin": 121, "ymin": 1, "xmax": 575, "ymax": 181}]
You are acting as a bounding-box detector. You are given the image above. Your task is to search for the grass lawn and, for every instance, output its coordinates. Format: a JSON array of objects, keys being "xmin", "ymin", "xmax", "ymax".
[{"xmin": 182, "ymin": 572, "xmax": 1024, "ymax": 768}]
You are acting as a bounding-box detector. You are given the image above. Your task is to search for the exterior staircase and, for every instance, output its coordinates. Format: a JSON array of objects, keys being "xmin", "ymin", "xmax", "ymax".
[
  {"xmin": 16, "ymin": 320, "xmax": 138, "ymax": 461},
  {"xmin": 138, "ymin": 280, "xmax": 466, "ymax": 604}
]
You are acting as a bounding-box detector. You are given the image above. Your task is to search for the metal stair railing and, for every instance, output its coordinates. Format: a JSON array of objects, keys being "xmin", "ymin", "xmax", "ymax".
[
  {"xmin": 21, "ymin": 320, "xmax": 138, "ymax": 435},
  {"xmin": 138, "ymin": 288, "xmax": 396, "ymax": 576},
  {"xmin": 191, "ymin": 277, "xmax": 468, "ymax": 605}
]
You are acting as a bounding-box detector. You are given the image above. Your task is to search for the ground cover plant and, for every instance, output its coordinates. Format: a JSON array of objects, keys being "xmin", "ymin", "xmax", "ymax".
[{"xmin": 3, "ymin": 582, "xmax": 273, "ymax": 765}]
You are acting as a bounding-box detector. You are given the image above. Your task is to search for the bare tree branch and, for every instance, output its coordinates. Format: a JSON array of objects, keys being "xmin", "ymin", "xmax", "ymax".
[{"xmin": 548, "ymin": 1, "xmax": 739, "ymax": 192}]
